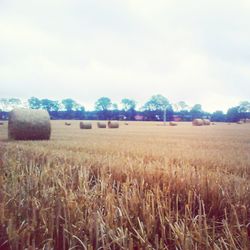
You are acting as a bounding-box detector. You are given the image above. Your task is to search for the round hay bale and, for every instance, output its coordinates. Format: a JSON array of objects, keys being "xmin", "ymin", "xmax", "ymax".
[
  {"xmin": 203, "ymin": 119, "xmax": 211, "ymax": 125},
  {"xmin": 65, "ymin": 122, "xmax": 71, "ymax": 126},
  {"xmin": 211, "ymin": 122, "xmax": 216, "ymax": 125},
  {"xmin": 124, "ymin": 122, "xmax": 129, "ymax": 125},
  {"xmin": 97, "ymin": 122, "xmax": 107, "ymax": 128},
  {"xmin": 237, "ymin": 121, "xmax": 243, "ymax": 124},
  {"xmin": 169, "ymin": 121, "xmax": 178, "ymax": 126},
  {"xmin": 0, "ymin": 122, "xmax": 4, "ymax": 125},
  {"xmin": 108, "ymin": 121, "xmax": 119, "ymax": 129},
  {"xmin": 192, "ymin": 119, "xmax": 204, "ymax": 126},
  {"xmin": 80, "ymin": 122, "xmax": 92, "ymax": 129},
  {"xmin": 8, "ymin": 108, "xmax": 51, "ymax": 140}
]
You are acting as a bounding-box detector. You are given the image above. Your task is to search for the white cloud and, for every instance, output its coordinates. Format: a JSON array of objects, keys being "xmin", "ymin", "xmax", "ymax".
[{"xmin": 0, "ymin": 0, "xmax": 249, "ymax": 111}]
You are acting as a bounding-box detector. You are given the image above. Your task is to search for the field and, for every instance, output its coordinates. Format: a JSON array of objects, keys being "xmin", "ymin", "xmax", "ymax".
[{"xmin": 0, "ymin": 121, "xmax": 249, "ymax": 249}]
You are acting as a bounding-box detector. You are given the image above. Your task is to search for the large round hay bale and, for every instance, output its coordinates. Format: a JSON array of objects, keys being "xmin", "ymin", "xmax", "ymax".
[
  {"xmin": 203, "ymin": 119, "xmax": 211, "ymax": 125},
  {"xmin": 192, "ymin": 119, "xmax": 204, "ymax": 126},
  {"xmin": 8, "ymin": 108, "xmax": 51, "ymax": 140},
  {"xmin": 97, "ymin": 122, "xmax": 106, "ymax": 128},
  {"xmin": 108, "ymin": 121, "xmax": 119, "ymax": 128},
  {"xmin": 65, "ymin": 122, "xmax": 71, "ymax": 126},
  {"xmin": 169, "ymin": 121, "xmax": 178, "ymax": 126},
  {"xmin": 80, "ymin": 122, "xmax": 92, "ymax": 129},
  {"xmin": 0, "ymin": 122, "xmax": 4, "ymax": 125}
]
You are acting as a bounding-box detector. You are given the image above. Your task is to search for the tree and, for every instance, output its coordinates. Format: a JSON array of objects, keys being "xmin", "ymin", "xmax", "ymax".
[
  {"xmin": 62, "ymin": 98, "xmax": 82, "ymax": 111},
  {"xmin": 8, "ymin": 98, "xmax": 21, "ymax": 107},
  {"xmin": 173, "ymin": 101, "xmax": 189, "ymax": 112},
  {"xmin": 94, "ymin": 97, "xmax": 113, "ymax": 120},
  {"xmin": 95, "ymin": 97, "xmax": 112, "ymax": 111},
  {"xmin": 0, "ymin": 98, "xmax": 8, "ymax": 111},
  {"xmin": 211, "ymin": 111, "xmax": 225, "ymax": 122},
  {"xmin": 121, "ymin": 98, "xmax": 136, "ymax": 111},
  {"xmin": 143, "ymin": 95, "xmax": 172, "ymax": 122},
  {"xmin": 121, "ymin": 98, "xmax": 136, "ymax": 120},
  {"xmin": 28, "ymin": 97, "xmax": 41, "ymax": 109},
  {"xmin": 41, "ymin": 99, "xmax": 59, "ymax": 112},
  {"xmin": 0, "ymin": 98, "xmax": 22, "ymax": 111},
  {"xmin": 238, "ymin": 101, "xmax": 250, "ymax": 121},
  {"xmin": 238, "ymin": 101, "xmax": 250, "ymax": 113},
  {"xmin": 143, "ymin": 95, "xmax": 170, "ymax": 111},
  {"xmin": 190, "ymin": 104, "xmax": 203, "ymax": 119},
  {"xmin": 226, "ymin": 106, "xmax": 240, "ymax": 122}
]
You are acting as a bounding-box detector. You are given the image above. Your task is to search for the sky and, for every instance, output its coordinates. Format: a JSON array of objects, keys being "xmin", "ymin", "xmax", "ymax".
[{"xmin": 0, "ymin": 0, "xmax": 250, "ymax": 112}]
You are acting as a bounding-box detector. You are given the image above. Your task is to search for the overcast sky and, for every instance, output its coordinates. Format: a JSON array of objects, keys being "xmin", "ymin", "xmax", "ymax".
[{"xmin": 0, "ymin": 0, "xmax": 250, "ymax": 111}]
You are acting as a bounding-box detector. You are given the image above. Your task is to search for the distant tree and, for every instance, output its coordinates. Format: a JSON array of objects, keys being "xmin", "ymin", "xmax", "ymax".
[
  {"xmin": 121, "ymin": 98, "xmax": 136, "ymax": 120},
  {"xmin": 8, "ymin": 98, "xmax": 21, "ymax": 107},
  {"xmin": 173, "ymin": 101, "xmax": 189, "ymax": 112},
  {"xmin": 0, "ymin": 98, "xmax": 22, "ymax": 111},
  {"xmin": 226, "ymin": 106, "xmax": 240, "ymax": 122},
  {"xmin": 95, "ymin": 97, "xmax": 113, "ymax": 120},
  {"xmin": 28, "ymin": 97, "xmax": 41, "ymax": 109},
  {"xmin": 121, "ymin": 98, "xmax": 136, "ymax": 111},
  {"xmin": 238, "ymin": 101, "xmax": 250, "ymax": 121},
  {"xmin": 112, "ymin": 103, "xmax": 118, "ymax": 110},
  {"xmin": 238, "ymin": 101, "xmax": 250, "ymax": 113},
  {"xmin": 0, "ymin": 98, "xmax": 8, "ymax": 111},
  {"xmin": 95, "ymin": 97, "xmax": 112, "ymax": 111},
  {"xmin": 143, "ymin": 95, "xmax": 172, "ymax": 122},
  {"xmin": 211, "ymin": 111, "xmax": 225, "ymax": 122},
  {"xmin": 143, "ymin": 95, "xmax": 170, "ymax": 111},
  {"xmin": 190, "ymin": 104, "xmax": 203, "ymax": 119},
  {"xmin": 62, "ymin": 98, "xmax": 82, "ymax": 111},
  {"xmin": 41, "ymin": 99, "xmax": 59, "ymax": 112}
]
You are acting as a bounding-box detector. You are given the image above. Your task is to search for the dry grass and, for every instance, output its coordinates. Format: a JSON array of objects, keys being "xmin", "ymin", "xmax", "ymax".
[{"xmin": 0, "ymin": 121, "xmax": 249, "ymax": 249}]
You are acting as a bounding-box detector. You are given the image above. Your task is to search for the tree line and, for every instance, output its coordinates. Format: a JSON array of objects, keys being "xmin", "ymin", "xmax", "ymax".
[{"xmin": 0, "ymin": 95, "xmax": 249, "ymax": 122}]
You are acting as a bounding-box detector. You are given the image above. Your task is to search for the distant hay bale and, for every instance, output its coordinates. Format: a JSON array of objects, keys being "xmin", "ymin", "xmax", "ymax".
[
  {"xmin": 80, "ymin": 122, "xmax": 92, "ymax": 129},
  {"xmin": 108, "ymin": 121, "xmax": 119, "ymax": 128},
  {"xmin": 8, "ymin": 108, "xmax": 51, "ymax": 140},
  {"xmin": 65, "ymin": 122, "xmax": 71, "ymax": 126},
  {"xmin": 203, "ymin": 119, "xmax": 211, "ymax": 125},
  {"xmin": 0, "ymin": 122, "xmax": 4, "ymax": 125},
  {"xmin": 169, "ymin": 121, "xmax": 178, "ymax": 126},
  {"xmin": 237, "ymin": 121, "xmax": 243, "ymax": 124},
  {"xmin": 97, "ymin": 122, "xmax": 107, "ymax": 128},
  {"xmin": 211, "ymin": 122, "xmax": 216, "ymax": 125},
  {"xmin": 192, "ymin": 119, "xmax": 204, "ymax": 126},
  {"xmin": 124, "ymin": 122, "xmax": 129, "ymax": 125}
]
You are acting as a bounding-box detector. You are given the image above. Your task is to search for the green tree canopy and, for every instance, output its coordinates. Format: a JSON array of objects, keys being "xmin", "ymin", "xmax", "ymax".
[
  {"xmin": 41, "ymin": 99, "xmax": 59, "ymax": 112},
  {"xmin": 28, "ymin": 97, "xmax": 41, "ymax": 109},
  {"xmin": 95, "ymin": 97, "xmax": 112, "ymax": 111},
  {"xmin": 121, "ymin": 98, "xmax": 136, "ymax": 111},
  {"xmin": 62, "ymin": 98, "xmax": 83, "ymax": 111},
  {"xmin": 143, "ymin": 95, "xmax": 170, "ymax": 111}
]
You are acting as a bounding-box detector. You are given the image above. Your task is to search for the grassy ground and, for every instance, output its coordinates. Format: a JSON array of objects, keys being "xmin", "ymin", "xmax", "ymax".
[{"xmin": 0, "ymin": 121, "xmax": 249, "ymax": 249}]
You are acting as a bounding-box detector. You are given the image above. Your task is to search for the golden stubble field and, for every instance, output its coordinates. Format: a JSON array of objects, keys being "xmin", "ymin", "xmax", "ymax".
[{"xmin": 0, "ymin": 121, "xmax": 249, "ymax": 249}]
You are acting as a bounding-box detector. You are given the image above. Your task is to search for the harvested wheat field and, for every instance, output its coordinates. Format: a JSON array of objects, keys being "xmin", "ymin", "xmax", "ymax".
[{"xmin": 0, "ymin": 121, "xmax": 249, "ymax": 249}]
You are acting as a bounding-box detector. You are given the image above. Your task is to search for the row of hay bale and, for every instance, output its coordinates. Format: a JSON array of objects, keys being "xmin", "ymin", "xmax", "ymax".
[
  {"xmin": 79, "ymin": 121, "xmax": 119, "ymax": 129},
  {"xmin": 192, "ymin": 119, "xmax": 211, "ymax": 126},
  {"xmin": 169, "ymin": 119, "xmax": 212, "ymax": 126},
  {"xmin": 6, "ymin": 109, "xmax": 121, "ymax": 141}
]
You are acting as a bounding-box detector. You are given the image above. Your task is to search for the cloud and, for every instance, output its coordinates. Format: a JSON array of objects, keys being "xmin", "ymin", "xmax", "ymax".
[{"xmin": 0, "ymin": 0, "xmax": 249, "ymax": 111}]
